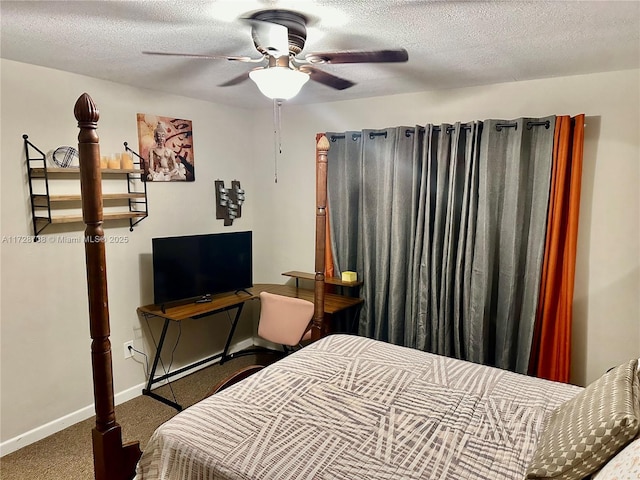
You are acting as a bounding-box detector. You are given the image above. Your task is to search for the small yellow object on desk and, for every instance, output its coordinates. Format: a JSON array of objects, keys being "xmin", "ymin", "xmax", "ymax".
[
  {"xmin": 341, "ymin": 271, "xmax": 357, "ymax": 283},
  {"xmin": 107, "ymin": 153, "xmax": 121, "ymax": 169},
  {"xmin": 120, "ymin": 152, "xmax": 134, "ymax": 170}
]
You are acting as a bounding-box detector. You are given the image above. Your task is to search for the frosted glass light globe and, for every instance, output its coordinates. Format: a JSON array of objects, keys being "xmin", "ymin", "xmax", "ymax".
[{"xmin": 249, "ymin": 67, "xmax": 310, "ymax": 100}]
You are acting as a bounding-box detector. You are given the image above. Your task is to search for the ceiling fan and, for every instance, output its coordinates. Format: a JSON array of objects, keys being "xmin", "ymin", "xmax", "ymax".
[{"xmin": 143, "ymin": 9, "xmax": 409, "ymax": 100}]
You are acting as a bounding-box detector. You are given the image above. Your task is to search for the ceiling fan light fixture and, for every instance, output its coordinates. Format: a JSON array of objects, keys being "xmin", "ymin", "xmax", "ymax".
[{"xmin": 249, "ymin": 67, "xmax": 309, "ymax": 100}]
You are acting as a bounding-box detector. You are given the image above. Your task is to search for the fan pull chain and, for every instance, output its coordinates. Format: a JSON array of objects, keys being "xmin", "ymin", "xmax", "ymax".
[{"xmin": 273, "ymin": 99, "xmax": 282, "ymax": 183}]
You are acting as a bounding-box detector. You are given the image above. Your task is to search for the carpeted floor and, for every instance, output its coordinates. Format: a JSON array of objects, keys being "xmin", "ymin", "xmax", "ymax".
[{"xmin": 0, "ymin": 352, "xmax": 276, "ymax": 480}]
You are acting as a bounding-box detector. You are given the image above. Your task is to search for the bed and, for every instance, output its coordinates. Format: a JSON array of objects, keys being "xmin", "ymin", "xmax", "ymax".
[
  {"xmin": 135, "ymin": 333, "xmax": 581, "ymax": 479},
  {"xmin": 74, "ymin": 94, "xmax": 639, "ymax": 480}
]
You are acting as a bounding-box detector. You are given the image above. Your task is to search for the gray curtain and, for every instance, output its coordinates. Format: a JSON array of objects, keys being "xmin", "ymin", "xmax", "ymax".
[
  {"xmin": 468, "ymin": 117, "xmax": 556, "ymax": 372},
  {"xmin": 410, "ymin": 123, "xmax": 482, "ymax": 358},
  {"xmin": 327, "ymin": 116, "xmax": 556, "ymax": 374},
  {"xmin": 327, "ymin": 132, "xmax": 362, "ymax": 277},
  {"xmin": 327, "ymin": 128, "xmax": 420, "ymax": 344}
]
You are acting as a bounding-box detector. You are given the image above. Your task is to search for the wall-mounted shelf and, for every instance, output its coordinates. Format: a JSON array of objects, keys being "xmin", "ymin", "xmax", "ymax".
[
  {"xmin": 24, "ymin": 135, "xmax": 149, "ymax": 238},
  {"xmin": 29, "ymin": 167, "xmax": 144, "ymax": 176},
  {"xmin": 32, "ymin": 192, "xmax": 146, "ymax": 205}
]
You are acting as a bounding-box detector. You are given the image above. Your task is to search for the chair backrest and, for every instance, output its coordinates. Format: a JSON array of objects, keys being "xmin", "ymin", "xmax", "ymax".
[
  {"xmin": 203, "ymin": 365, "xmax": 265, "ymax": 399},
  {"xmin": 258, "ymin": 292, "xmax": 314, "ymax": 346}
]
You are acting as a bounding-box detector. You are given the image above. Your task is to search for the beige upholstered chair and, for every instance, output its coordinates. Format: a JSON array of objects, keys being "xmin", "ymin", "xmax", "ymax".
[
  {"xmin": 203, "ymin": 292, "xmax": 314, "ymax": 399},
  {"xmin": 258, "ymin": 291, "xmax": 314, "ymax": 350}
]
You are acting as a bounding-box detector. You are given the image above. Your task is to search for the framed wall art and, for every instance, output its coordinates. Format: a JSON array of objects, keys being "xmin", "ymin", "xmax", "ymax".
[{"xmin": 136, "ymin": 113, "xmax": 195, "ymax": 182}]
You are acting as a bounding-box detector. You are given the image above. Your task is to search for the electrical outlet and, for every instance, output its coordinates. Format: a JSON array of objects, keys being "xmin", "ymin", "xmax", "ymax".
[{"xmin": 124, "ymin": 340, "xmax": 134, "ymax": 359}]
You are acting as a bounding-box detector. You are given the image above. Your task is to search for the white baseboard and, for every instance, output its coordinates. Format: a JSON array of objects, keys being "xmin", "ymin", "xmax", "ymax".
[{"xmin": 0, "ymin": 338, "xmax": 255, "ymax": 457}]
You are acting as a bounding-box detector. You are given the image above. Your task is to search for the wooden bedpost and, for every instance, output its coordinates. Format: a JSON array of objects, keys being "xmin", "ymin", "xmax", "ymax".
[
  {"xmin": 75, "ymin": 93, "xmax": 141, "ymax": 480},
  {"xmin": 312, "ymin": 134, "xmax": 329, "ymax": 340}
]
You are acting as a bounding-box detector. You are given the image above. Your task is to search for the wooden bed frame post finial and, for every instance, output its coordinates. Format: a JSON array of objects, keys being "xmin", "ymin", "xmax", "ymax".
[
  {"xmin": 312, "ymin": 134, "xmax": 330, "ymax": 340},
  {"xmin": 75, "ymin": 93, "xmax": 141, "ymax": 480}
]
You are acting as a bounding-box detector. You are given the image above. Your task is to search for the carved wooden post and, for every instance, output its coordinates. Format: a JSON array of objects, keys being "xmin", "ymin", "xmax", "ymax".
[
  {"xmin": 312, "ymin": 134, "xmax": 329, "ymax": 340},
  {"xmin": 75, "ymin": 93, "xmax": 141, "ymax": 480}
]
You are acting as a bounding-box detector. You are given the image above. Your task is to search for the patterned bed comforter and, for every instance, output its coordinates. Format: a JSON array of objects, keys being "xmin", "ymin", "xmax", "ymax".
[{"xmin": 135, "ymin": 334, "xmax": 582, "ymax": 480}]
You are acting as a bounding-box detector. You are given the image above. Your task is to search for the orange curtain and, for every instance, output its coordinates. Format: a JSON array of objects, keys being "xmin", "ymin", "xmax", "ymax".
[{"xmin": 529, "ymin": 114, "xmax": 585, "ymax": 382}]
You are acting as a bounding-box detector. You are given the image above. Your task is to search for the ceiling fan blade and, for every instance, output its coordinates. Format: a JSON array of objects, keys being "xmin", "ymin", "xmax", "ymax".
[
  {"xmin": 142, "ymin": 51, "xmax": 259, "ymax": 62},
  {"xmin": 304, "ymin": 48, "xmax": 409, "ymax": 64},
  {"xmin": 217, "ymin": 71, "xmax": 252, "ymax": 87},
  {"xmin": 299, "ymin": 66, "xmax": 355, "ymax": 90},
  {"xmin": 245, "ymin": 19, "xmax": 290, "ymax": 57}
]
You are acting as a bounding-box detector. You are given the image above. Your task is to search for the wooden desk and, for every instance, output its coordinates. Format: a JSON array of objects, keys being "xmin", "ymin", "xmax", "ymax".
[
  {"xmin": 138, "ymin": 290, "xmax": 254, "ymax": 321},
  {"xmin": 137, "ymin": 291, "xmax": 252, "ymax": 410},
  {"xmin": 281, "ymin": 270, "xmax": 363, "ymax": 288},
  {"xmin": 137, "ymin": 284, "xmax": 362, "ymax": 319},
  {"xmin": 280, "ymin": 272, "xmax": 363, "ymax": 336},
  {"xmin": 253, "ymin": 284, "xmax": 362, "ymax": 315},
  {"xmin": 137, "ymin": 283, "xmax": 363, "ymax": 410}
]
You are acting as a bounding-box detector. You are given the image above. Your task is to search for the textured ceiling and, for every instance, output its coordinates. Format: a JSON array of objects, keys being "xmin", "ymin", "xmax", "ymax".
[{"xmin": 1, "ymin": 1, "xmax": 639, "ymax": 109}]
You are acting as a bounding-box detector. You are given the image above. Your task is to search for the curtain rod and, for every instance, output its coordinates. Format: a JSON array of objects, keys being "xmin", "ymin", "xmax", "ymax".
[
  {"xmin": 330, "ymin": 132, "xmax": 387, "ymax": 142},
  {"xmin": 495, "ymin": 120, "xmax": 551, "ymax": 131},
  {"xmin": 330, "ymin": 120, "xmax": 551, "ymax": 142},
  {"xmin": 405, "ymin": 125, "xmax": 473, "ymax": 137}
]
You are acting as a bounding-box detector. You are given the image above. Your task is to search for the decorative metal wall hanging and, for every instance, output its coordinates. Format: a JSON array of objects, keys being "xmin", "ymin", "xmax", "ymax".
[{"xmin": 215, "ymin": 179, "xmax": 245, "ymax": 226}]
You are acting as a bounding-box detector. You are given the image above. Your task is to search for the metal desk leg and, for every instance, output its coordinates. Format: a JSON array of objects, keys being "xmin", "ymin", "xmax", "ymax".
[
  {"xmin": 220, "ymin": 303, "xmax": 244, "ymax": 364},
  {"xmin": 141, "ymin": 317, "xmax": 183, "ymax": 410},
  {"xmin": 349, "ymin": 303, "xmax": 363, "ymax": 334}
]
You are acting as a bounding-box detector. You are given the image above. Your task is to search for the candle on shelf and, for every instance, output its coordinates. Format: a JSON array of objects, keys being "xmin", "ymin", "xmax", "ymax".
[
  {"xmin": 120, "ymin": 152, "xmax": 134, "ymax": 170},
  {"xmin": 107, "ymin": 153, "xmax": 121, "ymax": 169},
  {"xmin": 100, "ymin": 156, "xmax": 109, "ymax": 169},
  {"xmin": 341, "ymin": 271, "xmax": 358, "ymax": 282}
]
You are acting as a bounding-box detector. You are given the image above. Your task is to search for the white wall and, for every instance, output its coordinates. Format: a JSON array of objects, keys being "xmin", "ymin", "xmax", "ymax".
[
  {"xmin": 0, "ymin": 59, "xmax": 258, "ymax": 449},
  {"xmin": 2, "ymin": 60, "xmax": 638, "ymax": 453},
  {"xmin": 251, "ymin": 69, "xmax": 640, "ymax": 387}
]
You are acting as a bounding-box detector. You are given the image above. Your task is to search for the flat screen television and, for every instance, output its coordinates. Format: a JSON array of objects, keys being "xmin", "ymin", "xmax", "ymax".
[{"xmin": 152, "ymin": 231, "xmax": 252, "ymax": 306}]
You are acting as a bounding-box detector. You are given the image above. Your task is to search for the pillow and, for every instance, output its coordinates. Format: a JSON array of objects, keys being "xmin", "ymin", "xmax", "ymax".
[
  {"xmin": 592, "ymin": 436, "xmax": 640, "ymax": 480},
  {"xmin": 526, "ymin": 359, "xmax": 640, "ymax": 480}
]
